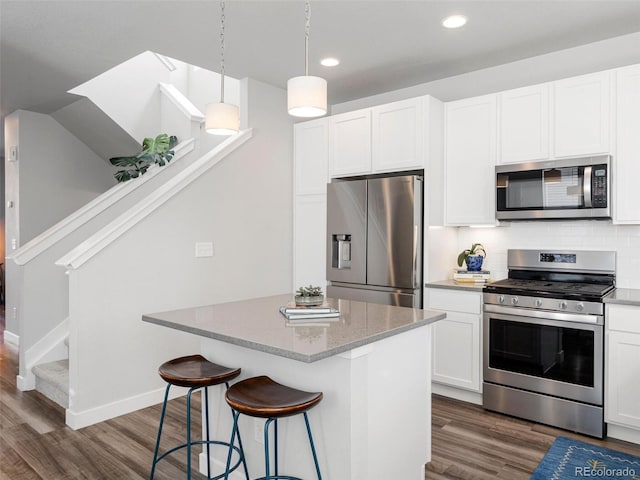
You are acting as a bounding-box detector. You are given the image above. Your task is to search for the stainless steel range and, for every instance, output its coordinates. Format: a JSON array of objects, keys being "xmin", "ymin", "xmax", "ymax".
[{"xmin": 483, "ymin": 249, "xmax": 616, "ymax": 438}]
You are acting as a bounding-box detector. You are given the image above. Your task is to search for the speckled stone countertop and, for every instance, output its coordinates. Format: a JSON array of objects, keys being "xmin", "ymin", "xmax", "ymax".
[
  {"xmin": 425, "ymin": 279, "xmax": 488, "ymax": 292},
  {"xmin": 143, "ymin": 293, "xmax": 445, "ymax": 363},
  {"xmin": 604, "ymin": 288, "xmax": 640, "ymax": 306}
]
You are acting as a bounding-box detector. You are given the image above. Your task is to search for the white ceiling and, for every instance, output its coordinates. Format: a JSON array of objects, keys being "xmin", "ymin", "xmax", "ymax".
[{"xmin": 2, "ymin": 0, "xmax": 640, "ymax": 157}]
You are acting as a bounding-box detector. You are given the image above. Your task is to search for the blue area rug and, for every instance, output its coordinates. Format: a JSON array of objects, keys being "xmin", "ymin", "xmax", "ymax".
[{"xmin": 531, "ymin": 436, "xmax": 640, "ymax": 479}]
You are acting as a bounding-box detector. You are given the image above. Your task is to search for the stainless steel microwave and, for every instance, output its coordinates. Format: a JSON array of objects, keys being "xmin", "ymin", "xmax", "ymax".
[{"xmin": 496, "ymin": 155, "xmax": 611, "ymax": 220}]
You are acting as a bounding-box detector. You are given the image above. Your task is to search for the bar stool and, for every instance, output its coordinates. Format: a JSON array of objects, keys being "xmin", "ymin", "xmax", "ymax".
[
  {"xmin": 223, "ymin": 375, "xmax": 323, "ymax": 480},
  {"xmin": 150, "ymin": 354, "xmax": 250, "ymax": 480}
]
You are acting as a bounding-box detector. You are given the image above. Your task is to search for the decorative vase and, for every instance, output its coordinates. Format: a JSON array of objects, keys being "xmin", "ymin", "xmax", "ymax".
[
  {"xmin": 466, "ymin": 255, "xmax": 484, "ymax": 271},
  {"xmin": 295, "ymin": 295, "xmax": 325, "ymax": 307}
]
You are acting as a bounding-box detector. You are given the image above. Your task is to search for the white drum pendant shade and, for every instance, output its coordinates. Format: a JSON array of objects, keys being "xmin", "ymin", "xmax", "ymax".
[
  {"xmin": 287, "ymin": 75, "xmax": 327, "ymax": 118},
  {"xmin": 205, "ymin": 102, "xmax": 239, "ymax": 135}
]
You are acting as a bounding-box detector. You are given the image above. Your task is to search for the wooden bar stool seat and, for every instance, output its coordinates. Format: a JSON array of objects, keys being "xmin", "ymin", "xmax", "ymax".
[
  {"xmin": 150, "ymin": 355, "xmax": 249, "ymax": 480},
  {"xmin": 224, "ymin": 376, "xmax": 323, "ymax": 480},
  {"xmin": 159, "ymin": 354, "xmax": 241, "ymax": 388}
]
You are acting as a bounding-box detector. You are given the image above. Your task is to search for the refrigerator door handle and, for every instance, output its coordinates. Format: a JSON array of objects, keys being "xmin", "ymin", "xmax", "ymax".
[{"xmin": 412, "ymin": 224, "xmax": 418, "ymax": 288}]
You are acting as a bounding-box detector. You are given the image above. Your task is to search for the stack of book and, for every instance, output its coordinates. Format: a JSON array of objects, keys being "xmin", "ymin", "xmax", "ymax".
[
  {"xmin": 453, "ymin": 269, "xmax": 491, "ymax": 284},
  {"xmin": 279, "ymin": 301, "xmax": 340, "ymax": 322}
]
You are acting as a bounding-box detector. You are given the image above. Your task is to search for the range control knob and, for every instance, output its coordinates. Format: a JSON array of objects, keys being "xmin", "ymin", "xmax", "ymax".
[
  {"xmin": 511, "ymin": 297, "xmax": 519, "ymax": 306},
  {"xmin": 576, "ymin": 302, "xmax": 585, "ymax": 312},
  {"xmin": 560, "ymin": 301, "xmax": 568, "ymax": 310},
  {"xmin": 498, "ymin": 295, "xmax": 505, "ymax": 304},
  {"xmin": 535, "ymin": 299, "xmax": 543, "ymax": 308}
]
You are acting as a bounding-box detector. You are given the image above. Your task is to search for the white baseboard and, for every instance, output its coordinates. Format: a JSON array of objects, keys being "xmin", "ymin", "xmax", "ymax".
[
  {"xmin": 3, "ymin": 330, "xmax": 19, "ymax": 347},
  {"xmin": 432, "ymin": 382, "xmax": 483, "ymax": 405},
  {"xmin": 65, "ymin": 385, "xmax": 187, "ymax": 430},
  {"xmin": 607, "ymin": 423, "xmax": 640, "ymax": 445},
  {"xmin": 16, "ymin": 373, "xmax": 36, "ymax": 391}
]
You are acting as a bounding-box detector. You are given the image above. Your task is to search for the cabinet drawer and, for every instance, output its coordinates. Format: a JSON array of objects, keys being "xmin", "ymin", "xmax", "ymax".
[
  {"xmin": 607, "ymin": 304, "xmax": 640, "ymax": 334},
  {"xmin": 426, "ymin": 288, "xmax": 481, "ymax": 314}
]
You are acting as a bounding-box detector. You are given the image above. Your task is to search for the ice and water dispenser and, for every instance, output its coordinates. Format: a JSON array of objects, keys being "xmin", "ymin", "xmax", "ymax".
[{"xmin": 331, "ymin": 234, "xmax": 352, "ymax": 269}]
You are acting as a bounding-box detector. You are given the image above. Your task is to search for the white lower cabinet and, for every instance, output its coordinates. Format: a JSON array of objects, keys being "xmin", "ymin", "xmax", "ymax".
[
  {"xmin": 427, "ymin": 287, "xmax": 483, "ymax": 404},
  {"xmin": 606, "ymin": 303, "xmax": 640, "ymax": 442}
]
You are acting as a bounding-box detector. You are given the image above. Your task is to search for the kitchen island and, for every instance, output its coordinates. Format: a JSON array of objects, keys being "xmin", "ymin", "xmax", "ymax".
[{"xmin": 143, "ymin": 294, "xmax": 445, "ymax": 480}]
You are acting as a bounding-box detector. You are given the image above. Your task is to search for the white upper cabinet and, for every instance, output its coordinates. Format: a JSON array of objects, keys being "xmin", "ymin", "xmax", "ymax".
[
  {"xmin": 445, "ymin": 94, "xmax": 497, "ymax": 226},
  {"xmin": 372, "ymin": 97, "xmax": 423, "ymax": 173},
  {"xmin": 498, "ymin": 84, "xmax": 550, "ymax": 164},
  {"xmin": 294, "ymin": 118, "xmax": 328, "ymax": 195},
  {"xmin": 329, "ymin": 109, "xmax": 372, "ymax": 177},
  {"xmin": 553, "ymin": 71, "xmax": 611, "ymax": 158},
  {"xmin": 614, "ymin": 64, "xmax": 640, "ymax": 224}
]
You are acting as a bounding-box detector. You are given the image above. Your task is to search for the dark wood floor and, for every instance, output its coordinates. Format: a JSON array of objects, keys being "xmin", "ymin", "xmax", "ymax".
[
  {"xmin": 1, "ymin": 312, "xmax": 639, "ymax": 479},
  {"xmin": 427, "ymin": 395, "xmax": 640, "ymax": 479}
]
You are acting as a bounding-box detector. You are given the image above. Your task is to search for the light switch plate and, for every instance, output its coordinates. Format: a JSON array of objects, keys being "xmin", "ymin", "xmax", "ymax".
[
  {"xmin": 195, "ymin": 242, "xmax": 214, "ymax": 257},
  {"xmin": 9, "ymin": 146, "xmax": 18, "ymax": 162}
]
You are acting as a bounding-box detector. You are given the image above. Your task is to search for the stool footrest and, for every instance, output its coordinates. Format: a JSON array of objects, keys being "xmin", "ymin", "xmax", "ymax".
[
  {"xmin": 254, "ymin": 477, "xmax": 307, "ymax": 480},
  {"xmin": 154, "ymin": 440, "xmax": 244, "ymax": 480}
]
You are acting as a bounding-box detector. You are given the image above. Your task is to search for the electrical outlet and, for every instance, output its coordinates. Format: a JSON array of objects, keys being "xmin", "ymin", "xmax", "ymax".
[
  {"xmin": 254, "ymin": 418, "xmax": 264, "ymax": 444},
  {"xmin": 195, "ymin": 242, "xmax": 214, "ymax": 258}
]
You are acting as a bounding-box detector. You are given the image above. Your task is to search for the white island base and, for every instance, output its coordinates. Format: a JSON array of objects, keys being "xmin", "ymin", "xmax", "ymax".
[{"xmin": 199, "ymin": 325, "xmax": 432, "ymax": 480}]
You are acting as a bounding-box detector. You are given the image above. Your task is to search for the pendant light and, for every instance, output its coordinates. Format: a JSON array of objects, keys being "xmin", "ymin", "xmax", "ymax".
[
  {"xmin": 206, "ymin": 1, "xmax": 239, "ymax": 135},
  {"xmin": 287, "ymin": 0, "xmax": 327, "ymax": 118}
]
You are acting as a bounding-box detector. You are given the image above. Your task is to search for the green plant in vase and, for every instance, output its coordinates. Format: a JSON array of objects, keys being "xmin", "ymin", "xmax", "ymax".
[
  {"xmin": 295, "ymin": 285, "xmax": 325, "ymax": 306},
  {"xmin": 109, "ymin": 133, "xmax": 178, "ymax": 182},
  {"xmin": 457, "ymin": 243, "xmax": 487, "ymax": 271}
]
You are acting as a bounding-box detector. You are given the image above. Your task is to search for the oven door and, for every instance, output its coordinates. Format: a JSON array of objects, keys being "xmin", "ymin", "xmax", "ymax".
[{"xmin": 483, "ymin": 307, "xmax": 603, "ymax": 405}]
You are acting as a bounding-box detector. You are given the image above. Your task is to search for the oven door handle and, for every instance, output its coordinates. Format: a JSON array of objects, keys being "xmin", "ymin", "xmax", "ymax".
[{"xmin": 483, "ymin": 304, "xmax": 603, "ymax": 325}]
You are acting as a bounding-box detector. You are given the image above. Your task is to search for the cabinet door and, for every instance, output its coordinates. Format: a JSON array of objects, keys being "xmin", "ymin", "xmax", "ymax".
[
  {"xmin": 614, "ymin": 64, "xmax": 640, "ymax": 224},
  {"xmin": 498, "ymin": 84, "xmax": 550, "ymax": 164},
  {"xmin": 294, "ymin": 119, "xmax": 328, "ymax": 195},
  {"xmin": 293, "ymin": 194, "xmax": 327, "ymax": 289},
  {"xmin": 553, "ymin": 71, "xmax": 611, "ymax": 158},
  {"xmin": 606, "ymin": 330, "xmax": 640, "ymax": 429},
  {"xmin": 329, "ymin": 109, "xmax": 372, "ymax": 177},
  {"xmin": 431, "ymin": 311, "xmax": 481, "ymax": 392},
  {"xmin": 445, "ymin": 94, "xmax": 497, "ymax": 226},
  {"xmin": 372, "ymin": 98, "xmax": 423, "ymax": 173}
]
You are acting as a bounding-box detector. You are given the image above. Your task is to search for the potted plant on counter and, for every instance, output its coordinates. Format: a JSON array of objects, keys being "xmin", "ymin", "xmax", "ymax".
[
  {"xmin": 295, "ymin": 285, "xmax": 325, "ymax": 306},
  {"xmin": 457, "ymin": 243, "xmax": 487, "ymax": 271}
]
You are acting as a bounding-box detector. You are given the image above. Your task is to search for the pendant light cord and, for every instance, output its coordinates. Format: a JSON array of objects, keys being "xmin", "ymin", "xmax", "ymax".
[
  {"xmin": 220, "ymin": 1, "xmax": 226, "ymax": 102},
  {"xmin": 304, "ymin": 0, "xmax": 310, "ymax": 76}
]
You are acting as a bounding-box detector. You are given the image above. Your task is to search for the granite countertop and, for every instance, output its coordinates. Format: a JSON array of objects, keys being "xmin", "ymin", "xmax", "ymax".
[
  {"xmin": 425, "ymin": 279, "xmax": 487, "ymax": 292},
  {"xmin": 143, "ymin": 293, "xmax": 445, "ymax": 363},
  {"xmin": 604, "ymin": 288, "xmax": 640, "ymax": 306}
]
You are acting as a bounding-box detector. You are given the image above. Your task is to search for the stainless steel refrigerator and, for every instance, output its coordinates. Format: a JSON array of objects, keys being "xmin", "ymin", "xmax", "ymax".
[{"xmin": 326, "ymin": 174, "xmax": 423, "ymax": 308}]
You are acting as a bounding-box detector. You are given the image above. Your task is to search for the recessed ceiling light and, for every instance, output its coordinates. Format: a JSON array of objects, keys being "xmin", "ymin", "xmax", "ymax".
[
  {"xmin": 442, "ymin": 14, "xmax": 467, "ymax": 29},
  {"xmin": 320, "ymin": 57, "xmax": 340, "ymax": 67}
]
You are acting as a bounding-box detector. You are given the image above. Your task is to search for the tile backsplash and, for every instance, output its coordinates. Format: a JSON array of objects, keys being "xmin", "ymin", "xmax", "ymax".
[{"xmin": 455, "ymin": 221, "xmax": 640, "ymax": 288}]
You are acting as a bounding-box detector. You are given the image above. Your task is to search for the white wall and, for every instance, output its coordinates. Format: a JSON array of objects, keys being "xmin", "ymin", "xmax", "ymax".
[
  {"xmin": 69, "ymin": 51, "xmax": 171, "ymax": 143},
  {"xmin": 12, "ymin": 110, "xmax": 116, "ymax": 245},
  {"xmin": 332, "ymin": 32, "xmax": 640, "ymax": 113},
  {"xmin": 65, "ymin": 78, "xmax": 294, "ymax": 427},
  {"xmin": 455, "ymin": 222, "xmax": 640, "ymax": 289},
  {"xmin": 3, "ymin": 110, "xmax": 115, "ymax": 339}
]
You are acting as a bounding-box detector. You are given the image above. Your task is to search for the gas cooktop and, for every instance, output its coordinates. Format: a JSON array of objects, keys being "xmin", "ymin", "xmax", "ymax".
[{"xmin": 484, "ymin": 278, "xmax": 614, "ymax": 301}]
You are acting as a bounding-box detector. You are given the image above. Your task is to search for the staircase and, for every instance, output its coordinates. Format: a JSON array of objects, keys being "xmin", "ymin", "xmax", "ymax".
[
  {"xmin": 10, "ymin": 55, "xmax": 292, "ymax": 430},
  {"xmin": 33, "ymin": 359, "xmax": 69, "ymax": 408},
  {"xmin": 11, "ymin": 51, "xmax": 239, "ymax": 413}
]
